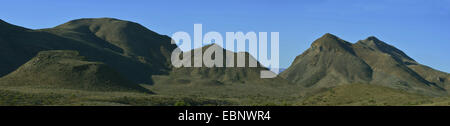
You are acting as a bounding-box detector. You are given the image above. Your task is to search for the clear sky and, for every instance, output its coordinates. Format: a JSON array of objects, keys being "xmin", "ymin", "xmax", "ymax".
[{"xmin": 1, "ymin": 0, "xmax": 449, "ymax": 72}]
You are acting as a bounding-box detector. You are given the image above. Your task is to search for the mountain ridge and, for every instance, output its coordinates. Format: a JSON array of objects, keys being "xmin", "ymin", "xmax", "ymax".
[
  {"xmin": 1, "ymin": 18, "xmax": 182, "ymax": 84},
  {"xmin": 281, "ymin": 33, "xmax": 373, "ymax": 88},
  {"xmin": 155, "ymin": 44, "xmax": 289, "ymax": 85},
  {"xmin": 0, "ymin": 50, "xmax": 151, "ymax": 93},
  {"xmin": 281, "ymin": 33, "xmax": 449, "ymax": 95},
  {"xmin": 1, "ymin": 18, "xmax": 449, "ymax": 97}
]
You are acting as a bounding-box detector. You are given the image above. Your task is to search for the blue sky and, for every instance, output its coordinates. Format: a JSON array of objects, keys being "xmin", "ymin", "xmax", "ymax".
[{"xmin": 1, "ymin": 0, "xmax": 449, "ymax": 72}]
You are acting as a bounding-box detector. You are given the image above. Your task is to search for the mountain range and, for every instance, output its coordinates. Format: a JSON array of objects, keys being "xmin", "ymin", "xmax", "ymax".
[
  {"xmin": 280, "ymin": 33, "xmax": 449, "ymax": 96},
  {"xmin": 0, "ymin": 18, "xmax": 449, "ymax": 105}
]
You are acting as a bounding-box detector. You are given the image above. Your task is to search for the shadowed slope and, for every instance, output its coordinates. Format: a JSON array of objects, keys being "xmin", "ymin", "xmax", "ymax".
[
  {"xmin": 43, "ymin": 18, "xmax": 177, "ymax": 70},
  {"xmin": 280, "ymin": 33, "xmax": 373, "ymax": 88},
  {"xmin": 0, "ymin": 50, "xmax": 151, "ymax": 93},
  {"xmin": 155, "ymin": 44, "xmax": 288, "ymax": 85},
  {"xmin": 282, "ymin": 33, "xmax": 447, "ymax": 96},
  {"xmin": 41, "ymin": 18, "xmax": 178, "ymax": 83},
  {"xmin": 1, "ymin": 18, "xmax": 177, "ymax": 84},
  {"xmin": 353, "ymin": 37, "xmax": 445, "ymax": 95},
  {"xmin": 408, "ymin": 63, "xmax": 450, "ymax": 90},
  {"xmin": 0, "ymin": 19, "xmax": 105, "ymax": 78}
]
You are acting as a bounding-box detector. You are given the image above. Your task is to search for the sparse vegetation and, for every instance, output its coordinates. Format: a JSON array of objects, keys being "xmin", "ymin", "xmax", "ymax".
[
  {"xmin": 2, "ymin": 83, "xmax": 450, "ymax": 106},
  {"xmin": 1, "ymin": 18, "xmax": 449, "ymax": 106},
  {"xmin": 298, "ymin": 84, "xmax": 437, "ymax": 106}
]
